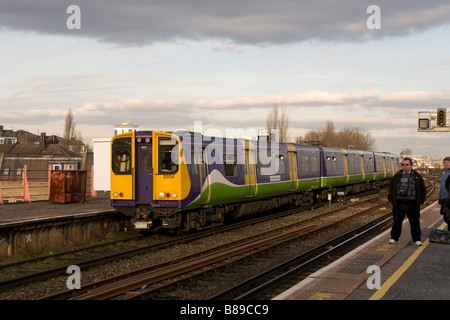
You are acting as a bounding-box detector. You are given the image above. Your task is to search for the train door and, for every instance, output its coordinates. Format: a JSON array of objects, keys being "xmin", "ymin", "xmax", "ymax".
[
  {"xmin": 343, "ymin": 153, "xmax": 349, "ymax": 183},
  {"xmin": 245, "ymin": 148, "xmax": 257, "ymax": 197},
  {"xmin": 288, "ymin": 151, "xmax": 298, "ymax": 191},
  {"xmin": 136, "ymin": 139, "xmax": 153, "ymax": 203},
  {"xmin": 360, "ymin": 154, "xmax": 365, "ymax": 179}
]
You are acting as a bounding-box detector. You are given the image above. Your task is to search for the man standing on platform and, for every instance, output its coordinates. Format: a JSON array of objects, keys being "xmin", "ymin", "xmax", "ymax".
[
  {"xmin": 439, "ymin": 157, "xmax": 450, "ymax": 230},
  {"xmin": 388, "ymin": 157, "xmax": 426, "ymax": 246}
]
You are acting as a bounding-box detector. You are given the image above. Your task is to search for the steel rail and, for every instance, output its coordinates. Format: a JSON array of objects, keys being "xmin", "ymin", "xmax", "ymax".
[{"xmin": 72, "ymin": 224, "xmax": 317, "ymax": 300}]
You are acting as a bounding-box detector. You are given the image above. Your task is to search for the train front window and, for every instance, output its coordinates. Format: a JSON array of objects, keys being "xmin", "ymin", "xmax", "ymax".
[
  {"xmin": 112, "ymin": 137, "xmax": 132, "ymax": 174},
  {"xmin": 158, "ymin": 137, "xmax": 179, "ymax": 174},
  {"xmin": 113, "ymin": 151, "xmax": 131, "ymax": 173}
]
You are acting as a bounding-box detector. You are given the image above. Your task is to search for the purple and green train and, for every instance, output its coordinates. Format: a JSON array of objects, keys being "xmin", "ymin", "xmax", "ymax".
[{"xmin": 111, "ymin": 130, "xmax": 399, "ymax": 231}]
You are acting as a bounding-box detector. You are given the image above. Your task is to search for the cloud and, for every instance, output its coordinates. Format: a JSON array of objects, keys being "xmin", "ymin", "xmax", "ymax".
[
  {"xmin": 439, "ymin": 59, "xmax": 450, "ymax": 66},
  {"xmin": 212, "ymin": 42, "xmax": 244, "ymax": 53},
  {"xmin": 1, "ymin": 1, "xmax": 450, "ymax": 46},
  {"xmin": 5, "ymin": 89, "xmax": 446, "ymax": 129},
  {"xmin": 1, "ymin": 88, "xmax": 448, "ymax": 155}
]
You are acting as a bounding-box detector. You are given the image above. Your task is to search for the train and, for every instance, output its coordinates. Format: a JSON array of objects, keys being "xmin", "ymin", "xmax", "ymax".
[{"xmin": 110, "ymin": 130, "xmax": 399, "ymax": 231}]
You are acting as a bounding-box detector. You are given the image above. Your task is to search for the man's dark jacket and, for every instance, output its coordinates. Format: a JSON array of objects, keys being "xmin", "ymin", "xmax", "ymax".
[{"xmin": 388, "ymin": 170, "xmax": 426, "ymax": 207}]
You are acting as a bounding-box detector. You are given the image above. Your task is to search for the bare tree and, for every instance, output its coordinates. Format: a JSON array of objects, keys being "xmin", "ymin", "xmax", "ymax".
[
  {"xmin": 346, "ymin": 127, "xmax": 376, "ymax": 150},
  {"xmin": 266, "ymin": 103, "xmax": 289, "ymax": 143},
  {"xmin": 64, "ymin": 107, "xmax": 77, "ymax": 149},
  {"xmin": 322, "ymin": 120, "xmax": 337, "ymax": 148},
  {"xmin": 302, "ymin": 128, "xmax": 322, "ymax": 145},
  {"xmin": 296, "ymin": 121, "xmax": 376, "ymax": 150}
]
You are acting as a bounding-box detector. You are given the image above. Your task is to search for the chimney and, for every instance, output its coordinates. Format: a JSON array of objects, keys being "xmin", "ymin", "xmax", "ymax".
[
  {"xmin": 0, "ymin": 125, "xmax": 3, "ymax": 136},
  {"xmin": 40, "ymin": 132, "xmax": 46, "ymax": 151},
  {"xmin": 50, "ymin": 135, "xmax": 58, "ymax": 144}
]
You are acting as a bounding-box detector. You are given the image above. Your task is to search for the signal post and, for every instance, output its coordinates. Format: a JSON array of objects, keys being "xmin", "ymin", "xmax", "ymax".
[{"xmin": 418, "ymin": 108, "xmax": 449, "ymax": 132}]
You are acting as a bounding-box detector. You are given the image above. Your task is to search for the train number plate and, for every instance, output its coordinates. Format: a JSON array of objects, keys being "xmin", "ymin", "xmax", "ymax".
[{"xmin": 134, "ymin": 221, "xmax": 150, "ymax": 229}]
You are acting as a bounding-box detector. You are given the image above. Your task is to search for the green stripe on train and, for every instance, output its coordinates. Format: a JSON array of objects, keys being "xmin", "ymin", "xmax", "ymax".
[{"xmin": 183, "ymin": 171, "xmax": 392, "ymax": 211}]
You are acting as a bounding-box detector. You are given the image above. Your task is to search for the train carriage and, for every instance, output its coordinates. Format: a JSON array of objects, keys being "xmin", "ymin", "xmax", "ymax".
[{"xmin": 111, "ymin": 130, "xmax": 399, "ymax": 231}]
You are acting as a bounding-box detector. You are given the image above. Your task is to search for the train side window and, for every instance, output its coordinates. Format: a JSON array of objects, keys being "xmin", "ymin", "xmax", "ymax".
[
  {"xmin": 224, "ymin": 153, "xmax": 237, "ymax": 177},
  {"xmin": 325, "ymin": 154, "xmax": 339, "ymax": 174},
  {"xmin": 300, "ymin": 155, "xmax": 310, "ymax": 173},
  {"xmin": 158, "ymin": 138, "xmax": 179, "ymax": 174},
  {"xmin": 113, "ymin": 150, "xmax": 131, "ymax": 174},
  {"xmin": 365, "ymin": 157, "xmax": 374, "ymax": 172},
  {"xmin": 375, "ymin": 156, "xmax": 383, "ymax": 172},
  {"xmin": 385, "ymin": 158, "xmax": 392, "ymax": 172},
  {"xmin": 311, "ymin": 156, "xmax": 319, "ymax": 174}
]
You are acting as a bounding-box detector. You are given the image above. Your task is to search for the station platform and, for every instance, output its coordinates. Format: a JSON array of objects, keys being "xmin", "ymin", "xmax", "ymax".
[
  {"xmin": 0, "ymin": 196, "xmax": 115, "ymax": 228},
  {"xmin": 274, "ymin": 200, "xmax": 450, "ymax": 300}
]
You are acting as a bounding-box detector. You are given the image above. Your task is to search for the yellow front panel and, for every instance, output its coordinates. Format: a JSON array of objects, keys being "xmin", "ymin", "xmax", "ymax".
[
  {"xmin": 152, "ymin": 132, "xmax": 190, "ymax": 201},
  {"xmin": 111, "ymin": 174, "xmax": 134, "ymax": 200},
  {"xmin": 111, "ymin": 132, "xmax": 135, "ymax": 200}
]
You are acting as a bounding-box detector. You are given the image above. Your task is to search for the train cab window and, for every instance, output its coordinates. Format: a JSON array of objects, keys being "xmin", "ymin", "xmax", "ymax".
[
  {"xmin": 112, "ymin": 137, "xmax": 132, "ymax": 174},
  {"xmin": 158, "ymin": 137, "xmax": 179, "ymax": 174},
  {"xmin": 224, "ymin": 153, "xmax": 237, "ymax": 177},
  {"xmin": 113, "ymin": 150, "xmax": 131, "ymax": 174}
]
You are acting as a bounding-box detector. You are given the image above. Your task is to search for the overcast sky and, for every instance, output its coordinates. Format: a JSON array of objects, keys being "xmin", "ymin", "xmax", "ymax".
[{"xmin": 1, "ymin": 0, "xmax": 450, "ymax": 156}]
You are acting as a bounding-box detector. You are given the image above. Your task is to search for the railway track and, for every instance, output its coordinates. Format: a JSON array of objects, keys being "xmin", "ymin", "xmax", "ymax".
[
  {"xmin": 0, "ymin": 177, "xmax": 437, "ymax": 300},
  {"xmin": 209, "ymin": 177, "xmax": 437, "ymax": 300},
  {"xmin": 36, "ymin": 191, "xmax": 394, "ymax": 300},
  {"xmin": 209, "ymin": 213, "xmax": 393, "ymax": 300},
  {"xmin": 0, "ymin": 187, "xmax": 386, "ymax": 295}
]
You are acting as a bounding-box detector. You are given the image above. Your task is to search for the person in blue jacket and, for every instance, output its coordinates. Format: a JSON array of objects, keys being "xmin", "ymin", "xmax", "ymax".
[{"xmin": 439, "ymin": 156, "xmax": 450, "ymax": 229}]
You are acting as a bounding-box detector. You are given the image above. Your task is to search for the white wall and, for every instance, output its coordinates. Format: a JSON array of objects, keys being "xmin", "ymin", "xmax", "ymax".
[{"xmin": 93, "ymin": 138, "xmax": 112, "ymax": 191}]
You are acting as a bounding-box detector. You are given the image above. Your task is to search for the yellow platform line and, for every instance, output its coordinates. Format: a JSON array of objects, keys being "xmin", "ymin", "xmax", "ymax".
[{"xmin": 369, "ymin": 222, "xmax": 447, "ymax": 300}]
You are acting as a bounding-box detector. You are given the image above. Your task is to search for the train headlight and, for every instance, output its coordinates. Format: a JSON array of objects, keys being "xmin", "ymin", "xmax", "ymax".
[
  {"xmin": 113, "ymin": 192, "xmax": 118, "ymax": 198},
  {"xmin": 172, "ymin": 193, "xmax": 177, "ymax": 198},
  {"xmin": 159, "ymin": 192, "xmax": 165, "ymax": 199}
]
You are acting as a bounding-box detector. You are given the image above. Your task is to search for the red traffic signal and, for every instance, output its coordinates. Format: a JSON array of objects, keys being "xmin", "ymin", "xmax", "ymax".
[{"xmin": 437, "ymin": 108, "xmax": 447, "ymax": 127}]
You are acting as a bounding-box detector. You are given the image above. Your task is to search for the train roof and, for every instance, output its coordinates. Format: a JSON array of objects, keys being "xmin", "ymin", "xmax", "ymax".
[{"xmin": 121, "ymin": 130, "xmax": 399, "ymax": 157}]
